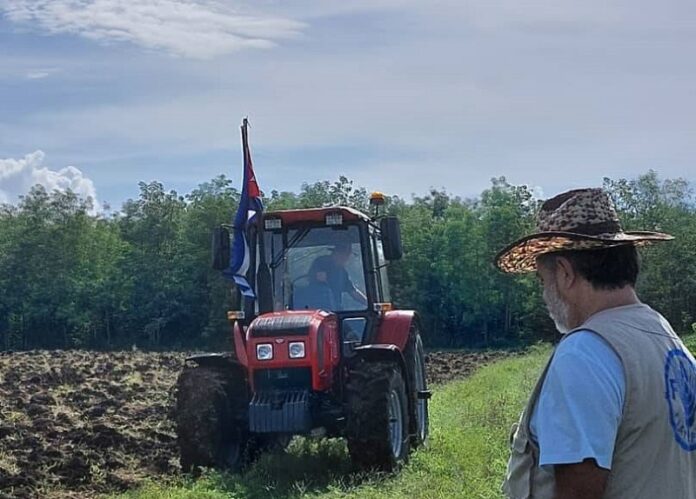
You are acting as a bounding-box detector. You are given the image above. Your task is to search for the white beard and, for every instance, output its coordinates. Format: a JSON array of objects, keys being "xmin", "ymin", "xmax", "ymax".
[{"xmin": 543, "ymin": 280, "xmax": 571, "ymax": 334}]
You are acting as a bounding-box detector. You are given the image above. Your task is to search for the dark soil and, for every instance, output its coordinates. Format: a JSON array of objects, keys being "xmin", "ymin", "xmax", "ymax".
[
  {"xmin": 425, "ymin": 350, "xmax": 515, "ymax": 385},
  {"xmin": 0, "ymin": 348, "xmax": 510, "ymax": 497},
  {"xmin": 0, "ymin": 351, "xmax": 183, "ymax": 498}
]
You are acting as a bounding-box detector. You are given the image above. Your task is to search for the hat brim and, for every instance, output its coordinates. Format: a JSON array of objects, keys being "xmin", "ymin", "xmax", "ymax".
[{"xmin": 495, "ymin": 230, "xmax": 673, "ymax": 274}]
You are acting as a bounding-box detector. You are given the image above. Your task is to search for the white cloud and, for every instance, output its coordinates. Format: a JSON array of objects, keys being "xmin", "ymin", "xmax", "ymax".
[
  {"xmin": 25, "ymin": 70, "xmax": 50, "ymax": 79},
  {"xmin": 1, "ymin": 0, "xmax": 306, "ymax": 59},
  {"xmin": 0, "ymin": 151, "xmax": 99, "ymax": 212}
]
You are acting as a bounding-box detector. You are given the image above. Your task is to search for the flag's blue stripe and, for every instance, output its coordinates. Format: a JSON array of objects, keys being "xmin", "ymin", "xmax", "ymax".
[
  {"xmin": 225, "ymin": 131, "xmax": 263, "ymax": 301},
  {"xmin": 233, "ymin": 275, "xmax": 256, "ymax": 298}
]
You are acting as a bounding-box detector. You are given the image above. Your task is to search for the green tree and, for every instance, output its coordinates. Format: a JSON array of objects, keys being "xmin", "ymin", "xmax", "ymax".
[
  {"xmin": 1, "ymin": 171, "xmax": 694, "ymax": 351},
  {"xmin": 118, "ymin": 182, "xmax": 187, "ymax": 347},
  {"xmin": 604, "ymin": 171, "xmax": 696, "ymax": 331}
]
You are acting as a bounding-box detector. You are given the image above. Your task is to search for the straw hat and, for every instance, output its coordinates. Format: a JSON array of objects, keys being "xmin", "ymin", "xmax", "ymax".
[{"xmin": 495, "ymin": 188, "xmax": 673, "ymax": 273}]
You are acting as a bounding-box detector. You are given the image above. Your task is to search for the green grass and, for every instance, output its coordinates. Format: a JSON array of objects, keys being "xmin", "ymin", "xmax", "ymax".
[{"xmin": 115, "ymin": 346, "xmax": 550, "ymax": 499}]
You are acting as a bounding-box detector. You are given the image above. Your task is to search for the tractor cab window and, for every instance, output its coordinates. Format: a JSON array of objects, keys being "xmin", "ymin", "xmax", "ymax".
[
  {"xmin": 375, "ymin": 234, "xmax": 391, "ymax": 303},
  {"xmin": 268, "ymin": 225, "xmax": 367, "ymax": 312},
  {"xmin": 368, "ymin": 225, "xmax": 391, "ymax": 303}
]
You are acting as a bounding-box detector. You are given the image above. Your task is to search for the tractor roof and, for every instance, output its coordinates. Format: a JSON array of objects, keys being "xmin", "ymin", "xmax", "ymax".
[{"xmin": 265, "ymin": 206, "xmax": 370, "ymax": 225}]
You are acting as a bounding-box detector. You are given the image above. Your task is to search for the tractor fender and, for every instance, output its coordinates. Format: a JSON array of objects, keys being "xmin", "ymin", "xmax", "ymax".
[
  {"xmin": 374, "ymin": 310, "xmax": 417, "ymax": 351},
  {"xmin": 352, "ymin": 344, "xmax": 409, "ymax": 390},
  {"xmin": 233, "ymin": 322, "xmax": 248, "ymax": 367}
]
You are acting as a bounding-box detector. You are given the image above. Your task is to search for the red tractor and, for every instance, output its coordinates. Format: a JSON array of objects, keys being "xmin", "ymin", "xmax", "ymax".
[{"xmin": 175, "ymin": 195, "xmax": 430, "ymax": 472}]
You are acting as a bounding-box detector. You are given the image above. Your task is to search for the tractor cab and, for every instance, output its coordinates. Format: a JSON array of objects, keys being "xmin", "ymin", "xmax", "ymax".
[{"xmin": 258, "ymin": 205, "xmax": 401, "ymax": 347}]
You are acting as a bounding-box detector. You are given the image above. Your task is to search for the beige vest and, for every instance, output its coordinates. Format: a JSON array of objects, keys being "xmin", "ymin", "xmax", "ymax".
[{"xmin": 503, "ymin": 304, "xmax": 696, "ymax": 499}]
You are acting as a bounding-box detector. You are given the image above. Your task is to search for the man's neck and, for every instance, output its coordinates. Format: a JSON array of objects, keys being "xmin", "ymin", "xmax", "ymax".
[{"xmin": 572, "ymin": 286, "xmax": 640, "ymax": 328}]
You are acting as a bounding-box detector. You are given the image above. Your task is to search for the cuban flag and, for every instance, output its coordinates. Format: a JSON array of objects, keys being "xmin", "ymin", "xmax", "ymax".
[{"xmin": 224, "ymin": 118, "xmax": 263, "ymax": 298}]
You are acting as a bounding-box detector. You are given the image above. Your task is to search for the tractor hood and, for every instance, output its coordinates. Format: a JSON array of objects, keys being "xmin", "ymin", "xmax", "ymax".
[
  {"xmin": 249, "ymin": 312, "xmax": 314, "ymax": 338},
  {"xmin": 247, "ymin": 310, "xmax": 329, "ymax": 338}
]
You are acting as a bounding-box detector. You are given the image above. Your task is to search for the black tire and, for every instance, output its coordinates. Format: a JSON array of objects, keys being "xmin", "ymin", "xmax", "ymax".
[
  {"xmin": 405, "ymin": 332, "xmax": 429, "ymax": 448},
  {"xmin": 345, "ymin": 360, "xmax": 410, "ymax": 472},
  {"xmin": 174, "ymin": 364, "xmax": 250, "ymax": 473}
]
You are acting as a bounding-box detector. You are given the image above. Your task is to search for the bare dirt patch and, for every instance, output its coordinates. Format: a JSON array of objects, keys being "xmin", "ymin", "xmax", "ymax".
[
  {"xmin": 0, "ymin": 351, "xmax": 183, "ymax": 498},
  {"xmin": 0, "ymin": 349, "xmax": 511, "ymax": 497},
  {"xmin": 425, "ymin": 350, "xmax": 515, "ymax": 385}
]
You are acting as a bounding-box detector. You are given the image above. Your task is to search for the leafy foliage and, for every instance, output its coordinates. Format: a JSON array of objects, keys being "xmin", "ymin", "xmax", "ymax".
[{"xmin": 0, "ymin": 172, "xmax": 694, "ymax": 350}]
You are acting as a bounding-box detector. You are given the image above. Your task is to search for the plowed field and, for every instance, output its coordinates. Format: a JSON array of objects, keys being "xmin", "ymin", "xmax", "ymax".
[{"xmin": 0, "ymin": 349, "xmax": 510, "ymax": 498}]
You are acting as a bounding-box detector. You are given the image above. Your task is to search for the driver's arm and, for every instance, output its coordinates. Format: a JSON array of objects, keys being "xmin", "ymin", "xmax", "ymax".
[
  {"xmin": 342, "ymin": 269, "xmax": 367, "ymax": 305},
  {"xmin": 351, "ymin": 288, "xmax": 367, "ymax": 305}
]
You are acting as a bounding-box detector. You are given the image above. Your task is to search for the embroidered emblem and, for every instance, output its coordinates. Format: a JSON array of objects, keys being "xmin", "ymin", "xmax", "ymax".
[{"xmin": 664, "ymin": 348, "xmax": 696, "ymax": 451}]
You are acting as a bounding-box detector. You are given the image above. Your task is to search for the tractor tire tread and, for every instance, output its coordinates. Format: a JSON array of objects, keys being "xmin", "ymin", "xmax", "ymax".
[
  {"xmin": 174, "ymin": 364, "xmax": 247, "ymax": 472},
  {"xmin": 345, "ymin": 359, "xmax": 409, "ymax": 472}
]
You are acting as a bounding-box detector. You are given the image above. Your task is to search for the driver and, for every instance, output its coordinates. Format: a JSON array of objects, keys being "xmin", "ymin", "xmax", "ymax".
[{"xmin": 309, "ymin": 242, "xmax": 367, "ymax": 309}]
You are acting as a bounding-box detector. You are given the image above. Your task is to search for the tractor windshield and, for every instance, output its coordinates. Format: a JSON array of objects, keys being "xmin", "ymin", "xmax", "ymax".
[{"xmin": 266, "ymin": 225, "xmax": 367, "ymax": 312}]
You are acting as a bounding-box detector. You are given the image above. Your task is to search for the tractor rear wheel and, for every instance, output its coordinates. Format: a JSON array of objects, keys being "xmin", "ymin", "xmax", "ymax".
[
  {"xmin": 345, "ymin": 360, "xmax": 410, "ymax": 471},
  {"xmin": 175, "ymin": 364, "xmax": 250, "ymax": 473}
]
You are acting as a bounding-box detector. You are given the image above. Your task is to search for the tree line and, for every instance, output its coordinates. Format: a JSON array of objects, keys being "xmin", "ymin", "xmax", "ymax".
[{"xmin": 0, "ymin": 171, "xmax": 694, "ymax": 350}]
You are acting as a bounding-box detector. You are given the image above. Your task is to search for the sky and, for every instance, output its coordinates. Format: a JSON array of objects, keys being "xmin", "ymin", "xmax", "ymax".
[{"xmin": 1, "ymin": 0, "xmax": 696, "ymax": 211}]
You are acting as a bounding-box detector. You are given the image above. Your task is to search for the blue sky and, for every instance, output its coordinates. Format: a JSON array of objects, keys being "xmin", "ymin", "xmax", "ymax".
[{"xmin": 1, "ymin": 0, "xmax": 695, "ymax": 211}]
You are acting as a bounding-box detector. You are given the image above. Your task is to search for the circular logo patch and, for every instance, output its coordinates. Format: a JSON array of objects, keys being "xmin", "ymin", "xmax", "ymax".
[{"xmin": 664, "ymin": 348, "xmax": 696, "ymax": 452}]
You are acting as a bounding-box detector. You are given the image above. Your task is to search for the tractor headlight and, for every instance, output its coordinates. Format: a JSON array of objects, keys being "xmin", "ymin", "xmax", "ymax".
[
  {"xmin": 288, "ymin": 341, "xmax": 306, "ymax": 359},
  {"xmin": 256, "ymin": 343, "xmax": 273, "ymax": 361}
]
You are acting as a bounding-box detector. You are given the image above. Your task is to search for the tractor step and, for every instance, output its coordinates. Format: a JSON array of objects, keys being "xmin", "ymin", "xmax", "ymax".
[
  {"xmin": 249, "ymin": 390, "xmax": 312, "ymax": 433},
  {"xmin": 417, "ymin": 390, "xmax": 432, "ymax": 400}
]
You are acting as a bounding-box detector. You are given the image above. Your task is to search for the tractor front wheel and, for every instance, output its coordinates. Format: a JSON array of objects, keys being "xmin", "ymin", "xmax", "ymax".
[
  {"xmin": 175, "ymin": 364, "xmax": 250, "ymax": 473},
  {"xmin": 345, "ymin": 360, "xmax": 410, "ymax": 471}
]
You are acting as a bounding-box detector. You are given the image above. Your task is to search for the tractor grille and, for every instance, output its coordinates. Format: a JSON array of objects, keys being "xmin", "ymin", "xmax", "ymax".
[
  {"xmin": 253, "ymin": 367, "xmax": 312, "ymax": 391},
  {"xmin": 249, "ymin": 390, "xmax": 311, "ymax": 433},
  {"xmin": 250, "ymin": 315, "xmax": 312, "ymax": 337}
]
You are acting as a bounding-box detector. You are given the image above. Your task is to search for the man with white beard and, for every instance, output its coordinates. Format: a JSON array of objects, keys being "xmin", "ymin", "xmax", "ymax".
[{"xmin": 495, "ymin": 188, "xmax": 696, "ymax": 499}]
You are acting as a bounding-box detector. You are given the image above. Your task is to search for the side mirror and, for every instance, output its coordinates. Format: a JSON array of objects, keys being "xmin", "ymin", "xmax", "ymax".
[
  {"xmin": 380, "ymin": 216, "xmax": 403, "ymax": 260},
  {"xmin": 212, "ymin": 226, "xmax": 231, "ymax": 270}
]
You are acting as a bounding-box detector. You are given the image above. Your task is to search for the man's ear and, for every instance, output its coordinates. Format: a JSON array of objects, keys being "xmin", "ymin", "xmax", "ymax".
[{"xmin": 554, "ymin": 256, "xmax": 576, "ymax": 291}]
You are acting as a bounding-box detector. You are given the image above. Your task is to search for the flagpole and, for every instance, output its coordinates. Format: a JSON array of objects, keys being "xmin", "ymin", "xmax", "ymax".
[{"xmin": 243, "ymin": 119, "xmax": 273, "ymax": 313}]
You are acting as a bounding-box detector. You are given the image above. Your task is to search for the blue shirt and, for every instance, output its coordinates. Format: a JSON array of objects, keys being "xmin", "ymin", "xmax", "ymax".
[{"xmin": 530, "ymin": 330, "xmax": 626, "ymax": 470}]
